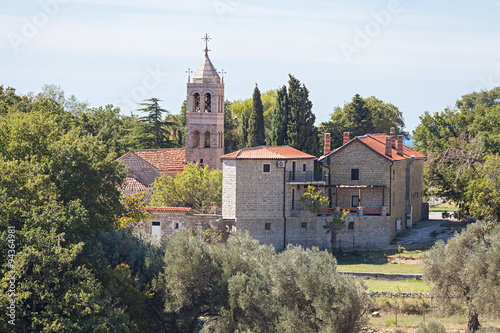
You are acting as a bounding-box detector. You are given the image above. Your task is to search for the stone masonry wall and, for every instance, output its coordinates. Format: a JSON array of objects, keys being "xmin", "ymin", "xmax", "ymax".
[
  {"xmin": 328, "ymin": 141, "xmax": 391, "ymax": 208},
  {"xmin": 235, "ymin": 214, "xmax": 391, "ymax": 251},
  {"xmin": 235, "ymin": 159, "xmax": 286, "ymax": 218},
  {"xmin": 121, "ymin": 153, "xmax": 160, "ymax": 186},
  {"xmin": 222, "ymin": 160, "xmax": 237, "ymax": 219},
  {"xmin": 147, "ymin": 211, "xmax": 224, "ymax": 239},
  {"xmin": 409, "ymin": 159, "xmax": 425, "ymax": 223},
  {"xmin": 391, "ymin": 160, "xmax": 407, "ymax": 239}
]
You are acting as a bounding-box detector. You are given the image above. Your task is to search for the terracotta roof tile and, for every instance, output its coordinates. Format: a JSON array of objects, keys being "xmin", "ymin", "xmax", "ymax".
[
  {"xmin": 221, "ymin": 146, "xmax": 316, "ymax": 160},
  {"xmin": 320, "ymin": 134, "xmax": 426, "ymax": 162},
  {"xmin": 146, "ymin": 206, "xmax": 202, "ymax": 214},
  {"xmin": 130, "ymin": 148, "xmax": 186, "ymax": 172},
  {"xmin": 120, "ymin": 176, "xmax": 149, "ymax": 195}
]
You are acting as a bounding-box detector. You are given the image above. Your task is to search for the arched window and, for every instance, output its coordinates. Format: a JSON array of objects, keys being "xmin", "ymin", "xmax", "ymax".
[
  {"xmin": 204, "ymin": 131, "xmax": 211, "ymax": 147},
  {"xmin": 194, "ymin": 93, "xmax": 200, "ymax": 112},
  {"xmin": 205, "ymin": 93, "xmax": 211, "ymax": 112},
  {"xmin": 193, "ymin": 131, "xmax": 200, "ymax": 147}
]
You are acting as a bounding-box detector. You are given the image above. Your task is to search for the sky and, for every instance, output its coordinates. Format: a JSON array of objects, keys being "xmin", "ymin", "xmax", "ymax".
[{"xmin": 2, "ymin": 0, "xmax": 500, "ymax": 134}]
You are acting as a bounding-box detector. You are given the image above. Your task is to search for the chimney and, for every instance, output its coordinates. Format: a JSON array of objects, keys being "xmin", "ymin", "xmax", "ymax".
[
  {"xmin": 343, "ymin": 132, "xmax": 350, "ymax": 145},
  {"xmin": 385, "ymin": 136, "xmax": 392, "ymax": 157},
  {"xmin": 324, "ymin": 133, "xmax": 331, "ymax": 155},
  {"xmin": 397, "ymin": 135, "xmax": 404, "ymax": 155},
  {"xmin": 390, "ymin": 127, "xmax": 396, "ymax": 147}
]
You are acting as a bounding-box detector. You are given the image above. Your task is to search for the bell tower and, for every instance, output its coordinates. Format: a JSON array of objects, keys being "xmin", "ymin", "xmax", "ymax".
[{"xmin": 185, "ymin": 34, "xmax": 225, "ymax": 170}]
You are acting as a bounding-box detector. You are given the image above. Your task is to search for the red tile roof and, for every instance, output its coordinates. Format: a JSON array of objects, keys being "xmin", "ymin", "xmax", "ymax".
[
  {"xmin": 120, "ymin": 176, "xmax": 149, "ymax": 195},
  {"xmin": 120, "ymin": 148, "xmax": 186, "ymax": 172},
  {"xmin": 321, "ymin": 134, "xmax": 426, "ymax": 162},
  {"xmin": 221, "ymin": 146, "xmax": 316, "ymax": 160},
  {"xmin": 146, "ymin": 206, "xmax": 202, "ymax": 214},
  {"xmin": 358, "ymin": 134, "xmax": 426, "ymax": 161}
]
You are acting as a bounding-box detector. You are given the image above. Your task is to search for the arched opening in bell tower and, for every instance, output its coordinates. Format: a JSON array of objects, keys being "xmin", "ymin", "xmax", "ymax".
[
  {"xmin": 205, "ymin": 93, "xmax": 211, "ymax": 112},
  {"xmin": 194, "ymin": 93, "xmax": 201, "ymax": 112},
  {"xmin": 204, "ymin": 131, "xmax": 211, "ymax": 148},
  {"xmin": 193, "ymin": 131, "xmax": 200, "ymax": 147}
]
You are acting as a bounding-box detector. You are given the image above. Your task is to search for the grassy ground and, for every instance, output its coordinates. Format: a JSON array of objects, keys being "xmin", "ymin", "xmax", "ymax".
[
  {"xmin": 429, "ymin": 202, "xmax": 459, "ymax": 212},
  {"xmin": 364, "ymin": 279, "xmax": 433, "ymax": 293},
  {"xmin": 337, "ymin": 249, "xmax": 426, "ymax": 274},
  {"xmin": 366, "ymin": 297, "xmax": 500, "ymax": 332}
]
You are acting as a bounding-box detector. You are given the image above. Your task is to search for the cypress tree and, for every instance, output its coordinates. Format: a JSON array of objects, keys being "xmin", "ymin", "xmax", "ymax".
[
  {"xmin": 240, "ymin": 113, "xmax": 249, "ymax": 149},
  {"xmin": 267, "ymin": 85, "xmax": 288, "ymax": 146},
  {"xmin": 247, "ymin": 84, "xmax": 266, "ymax": 147},
  {"xmin": 285, "ymin": 75, "xmax": 319, "ymax": 156}
]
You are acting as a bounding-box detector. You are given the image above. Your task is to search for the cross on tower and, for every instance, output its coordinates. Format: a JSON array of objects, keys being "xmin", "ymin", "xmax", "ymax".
[
  {"xmin": 185, "ymin": 67, "xmax": 193, "ymax": 83},
  {"xmin": 202, "ymin": 33, "xmax": 211, "ymax": 56},
  {"xmin": 218, "ymin": 69, "xmax": 226, "ymax": 83}
]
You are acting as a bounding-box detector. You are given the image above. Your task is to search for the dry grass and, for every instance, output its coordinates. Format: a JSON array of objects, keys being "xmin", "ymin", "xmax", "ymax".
[{"xmin": 366, "ymin": 297, "xmax": 500, "ymax": 332}]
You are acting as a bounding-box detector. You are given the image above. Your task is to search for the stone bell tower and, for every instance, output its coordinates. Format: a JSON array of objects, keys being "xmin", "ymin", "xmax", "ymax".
[{"xmin": 185, "ymin": 34, "xmax": 225, "ymax": 170}]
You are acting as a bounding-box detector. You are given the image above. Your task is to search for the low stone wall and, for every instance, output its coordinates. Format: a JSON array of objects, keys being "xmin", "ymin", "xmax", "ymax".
[{"xmin": 339, "ymin": 271, "xmax": 422, "ymax": 281}]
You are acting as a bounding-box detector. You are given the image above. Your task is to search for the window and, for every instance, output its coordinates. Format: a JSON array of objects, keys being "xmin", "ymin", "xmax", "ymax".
[
  {"xmin": 194, "ymin": 93, "xmax": 201, "ymax": 112},
  {"xmin": 152, "ymin": 221, "xmax": 161, "ymax": 239},
  {"xmin": 302, "ymin": 163, "xmax": 307, "ymax": 172},
  {"xmin": 348, "ymin": 222, "xmax": 355, "ymax": 230},
  {"xmin": 352, "ymin": 195, "xmax": 359, "ymax": 208},
  {"xmin": 301, "ymin": 222, "xmax": 307, "ymax": 230},
  {"xmin": 351, "ymin": 168, "xmax": 359, "ymax": 180},
  {"xmin": 193, "ymin": 131, "xmax": 200, "ymax": 147},
  {"xmin": 263, "ymin": 163, "xmax": 271, "ymax": 173},
  {"xmin": 204, "ymin": 131, "xmax": 211, "ymax": 147},
  {"xmin": 205, "ymin": 93, "xmax": 211, "ymax": 112},
  {"xmin": 393, "ymin": 169, "xmax": 395, "ymax": 180},
  {"xmin": 200, "ymin": 159, "xmax": 204, "ymax": 164},
  {"xmin": 174, "ymin": 223, "xmax": 179, "ymax": 230},
  {"xmin": 264, "ymin": 222, "xmax": 271, "ymax": 231},
  {"xmin": 292, "ymin": 189, "xmax": 295, "ymax": 210}
]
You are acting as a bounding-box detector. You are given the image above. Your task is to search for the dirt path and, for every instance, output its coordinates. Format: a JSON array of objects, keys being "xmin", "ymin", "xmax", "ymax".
[{"xmin": 393, "ymin": 212, "xmax": 461, "ymax": 245}]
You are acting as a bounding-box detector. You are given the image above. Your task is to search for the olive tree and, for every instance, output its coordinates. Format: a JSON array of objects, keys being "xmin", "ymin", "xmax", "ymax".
[{"xmin": 422, "ymin": 221, "xmax": 500, "ymax": 332}]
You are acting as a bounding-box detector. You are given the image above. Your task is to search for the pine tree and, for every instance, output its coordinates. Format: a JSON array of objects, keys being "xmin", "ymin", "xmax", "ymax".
[
  {"xmin": 247, "ymin": 84, "xmax": 266, "ymax": 147},
  {"xmin": 285, "ymin": 75, "xmax": 318, "ymax": 156},
  {"xmin": 137, "ymin": 97, "xmax": 172, "ymax": 148},
  {"xmin": 267, "ymin": 85, "xmax": 288, "ymax": 146},
  {"xmin": 345, "ymin": 93, "xmax": 372, "ymax": 136}
]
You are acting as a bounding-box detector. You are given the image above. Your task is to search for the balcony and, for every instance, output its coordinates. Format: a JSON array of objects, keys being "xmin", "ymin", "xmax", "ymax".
[
  {"xmin": 315, "ymin": 206, "xmax": 388, "ymax": 217},
  {"xmin": 286, "ymin": 170, "xmax": 328, "ymax": 184}
]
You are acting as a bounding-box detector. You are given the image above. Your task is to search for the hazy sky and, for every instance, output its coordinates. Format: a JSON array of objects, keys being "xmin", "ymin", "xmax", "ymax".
[{"xmin": 2, "ymin": 0, "xmax": 499, "ymax": 133}]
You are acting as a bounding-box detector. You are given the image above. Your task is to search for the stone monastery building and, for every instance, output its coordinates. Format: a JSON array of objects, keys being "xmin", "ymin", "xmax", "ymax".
[
  {"xmin": 220, "ymin": 131, "xmax": 426, "ymax": 251},
  {"xmin": 118, "ymin": 36, "xmax": 427, "ymax": 249}
]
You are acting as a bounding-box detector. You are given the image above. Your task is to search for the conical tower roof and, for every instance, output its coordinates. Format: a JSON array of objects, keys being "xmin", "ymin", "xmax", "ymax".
[{"xmin": 192, "ymin": 53, "xmax": 220, "ymax": 84}]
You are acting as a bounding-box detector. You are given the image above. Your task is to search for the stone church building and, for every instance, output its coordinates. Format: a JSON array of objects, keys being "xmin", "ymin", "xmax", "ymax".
[
  {"xmin": 118, "ymin": 36, "xmax": 225, "ymax": 196},
  {"xmin": 117, "ymin": 36, "xmax": 427, "ymax": 248}
]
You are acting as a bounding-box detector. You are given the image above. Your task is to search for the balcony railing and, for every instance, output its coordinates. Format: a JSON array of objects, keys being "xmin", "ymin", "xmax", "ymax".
[
  {"xmin": 315, "ymin": 207, "xmax": 387, "ymax": 217},
  {"xmin": 286, "ymin": 170, "xmax": 328, "ymax": 184}
]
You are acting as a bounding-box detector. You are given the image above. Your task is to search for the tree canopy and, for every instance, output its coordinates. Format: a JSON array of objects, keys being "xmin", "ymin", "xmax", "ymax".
[
  {"xmin": 319, "ymin": 94, "xmax": 408, "ymax": 149},
  {"xmin": 423, "ymin": 221, "xmax": 500, "ymax": 332},
  {"xmin": 149, "ymin": 163, "xmax": 222, "ymax": 213},
  {"xmin": 412, "ymin": 86, "xmax": 500, "ymax": 219}
]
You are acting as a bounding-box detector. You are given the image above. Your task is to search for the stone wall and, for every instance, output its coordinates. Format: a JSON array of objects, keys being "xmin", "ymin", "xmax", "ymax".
[
  {"xmin": 390, "ymin": 160, "xmax": 407, "ymax": 239},
  {"xmin": 146, "ymin": 210, "xmax": 227, "ymax": 240},
  {"xmin": 328, "ymin": 140, "xmax": 391, "ymax": 207},
  {"xmin": 222, "ymin": 160, "xmax": 237, "ymax": 219},
  {"xmin": 234, "ymin": 213, "xmax": 391, "ymax": 251},
  {"xmin": 120, "ymin": 153, "xmax": 160, "ymax": 186},
  {"xmin": 409, "ymin": 159, "xmax": 425, "ymax": 223}
]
